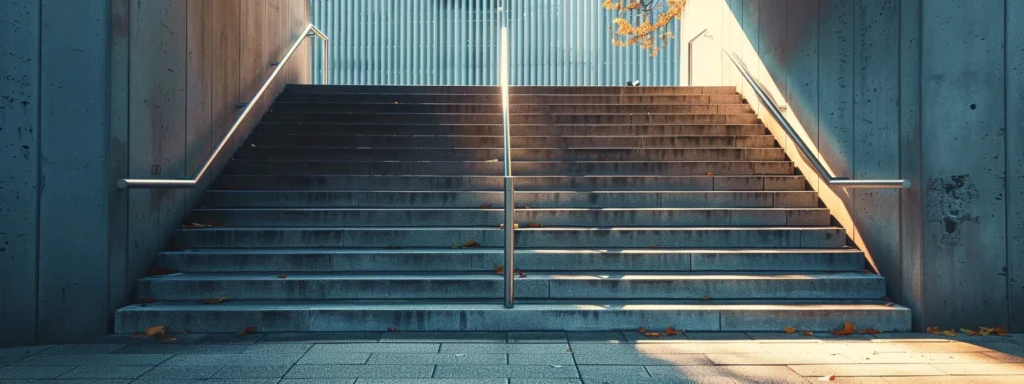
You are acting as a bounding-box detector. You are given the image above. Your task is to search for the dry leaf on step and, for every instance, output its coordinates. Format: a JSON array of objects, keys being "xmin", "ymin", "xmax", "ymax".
[
  {"xmin": 665, "ymin": 326, "xmax": 679, "ymax": 336},
  {"xmin": 145, "ymin": 325, "xmax": 167, "ymax": 337},
  {"xmin": 831, "ymin": 322, "xmax": 856, "ymax": 336},
  {"xmin": 637, "ymin": 327, "xmax": 647, "ymax": 334},
  {"xmin": 784, "ymin": 327, "xmax": 796, "ymax": 334},
  {"xmin": 802, "ymin": 331, "xmax": 814, "ymax": 336}
]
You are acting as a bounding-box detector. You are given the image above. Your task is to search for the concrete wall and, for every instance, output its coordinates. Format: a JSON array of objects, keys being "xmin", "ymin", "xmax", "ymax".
[
  {"xmin": 682, "ymin": 0, "xmax": 1024, "ymax": 330},
  {"xmin": 0, "ymin": 0, "xmax": 310, "ymax": 346}
]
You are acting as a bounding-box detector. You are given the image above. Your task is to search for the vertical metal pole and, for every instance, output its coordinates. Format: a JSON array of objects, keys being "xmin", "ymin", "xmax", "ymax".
[
  {"xmin": 323, "ymin": 37, "xmax": 329, "ymax": 84},
  {"xmin": 499, "ymin": 2, "xmax": 515, "ymax": 309}
]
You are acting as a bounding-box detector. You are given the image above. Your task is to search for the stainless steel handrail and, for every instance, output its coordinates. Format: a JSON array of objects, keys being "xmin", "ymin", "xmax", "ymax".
[
  {"xmin": 689, "ymin": 30, "xmax": 910, "ymax": 189},
  {"xmin": 118, "ymin": 24, "xmax": 329, "ymax": 189},
  {"xmin": 499, "ymin": 3, "xmax": 515, "ymax": 309}
]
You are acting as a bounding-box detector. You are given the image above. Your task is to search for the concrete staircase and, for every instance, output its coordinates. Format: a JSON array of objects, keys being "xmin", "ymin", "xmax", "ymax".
[{"xmin": 115, "ymin": 85, "xmax": 911, "ymax": 333}]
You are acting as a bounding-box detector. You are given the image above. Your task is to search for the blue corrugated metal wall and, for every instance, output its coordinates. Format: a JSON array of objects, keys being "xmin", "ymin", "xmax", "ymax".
[{"xmin": 310, "ymin": 0, "xmax": 681, "ymax": 86}]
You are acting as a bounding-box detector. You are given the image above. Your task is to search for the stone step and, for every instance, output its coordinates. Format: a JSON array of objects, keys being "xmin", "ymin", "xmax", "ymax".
[
  {"xmin": 284, "ymin": 84, "xmax": 739, "ymax": 95},
  {"xmin": 254, "ymin": 123, "xmax": 769, "ymax": 136},
  {"xmin": 246, "ymin": 134, "xmax": 778, "ymax": 148},
  {"xmin": 187, "ymin": 208, "xmax": 831, "ymax": 227},
  {"xmin": 172, "ymin": 227, "xmax": 845, "ymax": 248},
  {"xmin": 261, "ymin": 112, "xmax": 762, "ymax": 125},
  {"xmin": 235, "ymin": 147, "xmax": 788, "ymax": 161},
  {"xmin": 275, "ymin": 93, "xmax": 746, "ymax": 104},
  {"xmin": 115, "ymin": 301, "xmax": 911, "ymax": 333},
  {"xmin": 267, "ymin": 102, "xmax": 754, "ymax": 114},
  {"xmin": 135, "ymin": 272, "xmax": 884, "ymax": 301},
  {"xmin": 223, "ymin": 160, "xmax": 795, "ymax": 176},
  {"xmin": 212, "ymin": 175, "xmax": 808, "ymax": 192},
  {"xmin": 158, "ymin": 248, "xmax": 867, "ymax": 273},
  {"xmin": 201, "ymin": 191, "xmax": 819, "ymax": 209}
]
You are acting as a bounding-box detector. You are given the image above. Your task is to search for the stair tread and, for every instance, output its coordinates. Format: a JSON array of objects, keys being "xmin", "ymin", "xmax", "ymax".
[
  {"xmin": 118, "ymin": 300, "xmax": 905, "ymax": 311},
  {"xmin": 160, "ymin": 247, "xmax": 862, "ymax": 255},
  {"xmin": 141, "ymin": 271, "xmax": 879, "ymax": 281}
]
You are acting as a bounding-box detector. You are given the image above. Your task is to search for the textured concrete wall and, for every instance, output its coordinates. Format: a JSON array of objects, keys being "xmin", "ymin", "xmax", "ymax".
[
  {"xmin": 683, "ymin": 0, "xmax": 1024, "ymax": 330},
  {"xmin": 0, "ymin": 0, "xmax": 310, "ymax": 346}
]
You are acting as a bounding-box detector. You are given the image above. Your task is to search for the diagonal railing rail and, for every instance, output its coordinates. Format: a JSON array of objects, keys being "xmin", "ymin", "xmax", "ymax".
[
  {"xmin": 118, "ymin": 24, "xmax": 329, "ymax": 189},
  {"xmin": 499, "ymin": 2, "xmax": 516, "ymax": 309}
]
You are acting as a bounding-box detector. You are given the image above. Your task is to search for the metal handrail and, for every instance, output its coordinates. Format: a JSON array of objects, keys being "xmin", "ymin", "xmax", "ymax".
[
  {"xmin": 118, "ymin": 24, "xmax": 329, "ymax": 189},
  {"xmin": 689, "ymin": 31, "xmax": 910, "ymax": 189},
  {"xmin": 498, "ymin": 3, "xmax": 515, "ymax": 309}
]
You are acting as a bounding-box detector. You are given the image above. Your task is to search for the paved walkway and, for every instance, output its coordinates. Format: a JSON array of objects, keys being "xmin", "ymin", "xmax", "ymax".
[{"xmin": 1, "ymin": 331, "xmax": 1023, "ymax": 383}]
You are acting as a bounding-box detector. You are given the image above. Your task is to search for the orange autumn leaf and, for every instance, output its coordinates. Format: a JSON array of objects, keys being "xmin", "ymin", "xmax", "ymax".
[
  {"xmin": 783, "ymin": 327, "xmax": 796, "ymax": 334},
  {"xmin": 831, "ymin": 322, "xmax": 856, "ymax": 336},
  {"xmin": 859, "ymin": 328, "xmax": 882, "ymax": 335},
  {"xmin": 644, "ymin": 332, "xmax": 663, "ymax": 338},
  {"xmin": 979, "ymin": 326, "xmax": 995, "ymax": 336},
  {"xmin": 961, "ymin": 328, "xmax": 980, "ymax": 336},
  {"xmin": 820, "ymin": 374, "xmax": 835, "ymax": 381},
  {"xmin": 706, "ymin": 172, "xmax": 713, "ymax": 176},
  {"xmin": 638, "ymin": 327, "xmax": 647, "ymax": 334},
  {"xmin": 665, "ymin": 326, "xmax": 679, "ymax": 336},
  {"xmin": 802, "ymin": 331, "xmax": 814, "ymax": 336},
  {"xmin": 463, "ymin": 239, "xmax": 480, "ymax": 248},
  {"xmin": 926, "ymin": 326, "xmax": 941, "ymax": 335},
  {"xmin": 145, "ymin": 325, "xmax": 167, "ymax": 337},
  {"xmin": 494, "ymin": 265, "xmax": 505, "ymax": 275},
  {"xmin": 942, "ymin": 329, "xmax": 957, "ymax": 336},
  {"xmin": 994, "ymin": 325, "xmax": 1010, "ymax": 336},
  {"xmin": 236, "ymin": 326, "xmax": 257, "ymax": 336}
]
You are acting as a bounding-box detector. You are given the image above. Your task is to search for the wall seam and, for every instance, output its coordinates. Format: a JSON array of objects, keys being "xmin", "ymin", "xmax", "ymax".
[
  {"xmin": 896, "ymin": 0, "xmax": 904, "ymax": 302},
  {"xmin": 34, "ymin": 0, "xmax": 43, "ymax": 344},
  {"xmin": 1004, "ymin": 0, "xmax": 1011, "ymax": 324}
]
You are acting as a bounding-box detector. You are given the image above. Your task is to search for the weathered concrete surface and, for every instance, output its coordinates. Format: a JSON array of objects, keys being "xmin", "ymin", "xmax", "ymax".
[{"xmin": 684, "ymin": 0, "xmax": 1023, "ymax": 329}]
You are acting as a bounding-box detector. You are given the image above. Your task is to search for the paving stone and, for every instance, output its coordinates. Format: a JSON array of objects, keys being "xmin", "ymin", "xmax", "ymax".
[
  {"xmin": 277, "ymin": 379, "xmax": 355, "ymax": 384},
  {"xmin": 577, "ymin": 365, "xmax": 649, "ymax": 379},
  {"xmin": 683, "ymin": 332, "xmax": 752, "ymax": 341},
  {"xmin": 0, "ymin": 346, "xmax": 53, "ymax": 358},
  {"xmin": 442, "ymin": 344, "xmax": 571, "ymax": 354},
  {"xmin": 357, "ymin": 380, "xmax": 508, "ymax": 384},
  {"xmin": 931, "ymin": 363, "xmax": 1024, "ymax": 375},
  {"xmin": 569, "ymin": 343, "xmax": 765, "ymax": 355},
  {"xmin": 966, "ymin": 342, "xmax": 1024, "ymax": 356},
  {"xmin": 510, "ymin": 380, "xmax": 582, "ymax": 384},
  {"xmin": 137, "ymin": 365, "xmax": 222, "ymax": 380},
  {"xmin": 160, "ymin": 353, "xmax": 302, "ymax": 366},
  {"xmin": 84, "ymin": 333, "xmax": 207, "ymax": 345},
  {"xmin": 285, "ymin": 364, "xmax": 434, "ymax": 379},
  {"xmin": 787, "ymin": 363, "xmax": 945, "ymax": 377},
  {"xmin": 57, "ymin": 365, "xmax": 153, "ymax": 379},
  {"xmin": 197, "ymin": 333, "xmax": 266, "ymax": 345},
  {"xmin": 113, "ymin": 344, "xmax": 248, "ymax": 354},
  {"xmin": 566, "ymin": 332, "xmax": 627, "ymax": 344},
  {"xmin": 575, "ymin": 353, "xmax": 712, "ymax": 366},
  {"xmin": 0, "ymin": 357, "xmax": 22, "ymax": 366},
  {"xmin": 828, "ymin": 379, "xmax": 889, "ymax": 384},
  {"xmin": 582, "ymin": 378, "xmax": 733, "ymax": 384},
  {"xmin": 380, "ymin": 332, "xmax": 506, "ymax": 343},
  {"xmin": 213, "ymin": 365, "xmax": 292, "ymax": 378},
  {"xmin": 849, "ymin": 342, "xmax": 992, "ymax": 354},
  {"xmin": 869, "ymin": 333, "xmax": 954, "ymax": 342},
  {"xmin": 258, "ymin": 332, "xmax": 382, "ymax": 343},
  {"xmin": 646, "ymin": 366, "xmax": 808, "ymax": 384},
  {"xmin": 434, "ymin": 365, "xmax": 579, "ymax": 379},
  {"xmin": 759, "ymin": 343, "xmax": 852, "ymax": 355},
  {"xmin": 745, "ymin": 333, "xmax": 821, "ymax": 343},
  {"xmin": 42, "ymin": 345, "xmax": 125, "ymax": 354},
  {"xmin": 508, "ymin": 353, "xmax": 576, "ymax": 366},
  {"xmin": 880, "ymin": 376, "xmax": 1024, "ymax": 383},
  {"xmin": 984, "ymin": 351, "xmax": 1024, "ymax": 363},
  {"xmin": 705, "ymin": 353, "xmax": 855, "ymax": 365},
  {"xmin": 844, "ymin": 352, "xmax": 1001, "ymax": 364},
  {"xmin": 508, "ymin": 332, "xmax": 568, "ymax": 344},
  {"xmin": 0, "ymin": 366, "xmax": 75, "ymax": 379},
  {"xmin": 11, "ymin": 354, "xmax": 171, "ymax": 366},
  {"xmin": 243, "ymin": 343, "xmax": 312, "ymax": 354},
  {"xmin": 132, "ymin": 379, "xmax": 279, "ymax": 384},
  {"xmin": 0, "ymin": 380, "xmax": 132, "ymax": 384},
  {"xmin": 367, "ymin": 353, "xmax": 506, "ymax": 365},
  {"xmin": 306, "ymin": 343, "xmax": 440, "ymax": 354},
  {"xmin": 296, "ymin": 351, "xmax": 371, "ymax": 365}
]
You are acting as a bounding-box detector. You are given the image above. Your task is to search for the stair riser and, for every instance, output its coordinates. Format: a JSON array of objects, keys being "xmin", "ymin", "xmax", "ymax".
[
  {"xmin": 235, "ymin": 148, "xmax": 788, "ymax": 162},
  {"xmin": 268, "ymin": 103, "xmax": 754, "ymax": 114},
  {"xmin": 284, "ymin": 85, "xmax": 739, "ymax": 95},
  {"xmin": 223, "ymin": 161, "xmax": 795, "ymax": 176},
  {"xmin": 255, "ymin": 123, "xmax": 768, "ymax": 136},
  {"xmin": 187, "ymin": 209, "xmax": 831, "ymax": 227},
  {"xmin": 201, "ymin": 191, "xmax": 819, "ymax": 209},
  {"xmin": 137, "ymin": 276, "xmax": 883, "ymax": 300},
  {"xmin": 173, "ymin": 228, "xmax": 844, "ymax": 249},
  {"xmin": 261, "ymin": 113, "xmax": 762, "ymax": 125},
  {"xmin": 158, "ymin": 251, "xmax": 867, "ymax": 273},
  {"xmin": 247, "ymin": 135, "xmax": 778, "ymax": 148},
  {"xmin": 212, "ymin": 175, "xmax": 808, "ymax": 192},
  {"xmin": 275, "ymin": 94, "xmax": 745, "ymax": 104}
]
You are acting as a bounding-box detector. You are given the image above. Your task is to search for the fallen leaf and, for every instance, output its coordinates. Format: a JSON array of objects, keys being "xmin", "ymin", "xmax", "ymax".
[
  {"xmin": 701, "ymin": 296, "xmax": 710, "ymax": 300},
  {"xmin": 526, "ymin": 223, "xmax": 543, "ymax": 228},
  {"xmin": 926, "ymin": 326, "xmax": 941, "ymax": 335},
  {"xmin": 638, "ymin": 327, "xmax": 647, "ymax": 334},
  {"xmin": 278, "ymin": 274, "xmax": 288, "ymax": 279},
  {"xmin": 802, "ymin": 331, "xmax": 814, "ymax": 336},
  {"xmin": 515, "ymin": 270, "xmax": 527, "ymax": 278},
  {"xmin": 494, "ymin": 265, "xmax": 505, "ymax": 275},
  {"xmin": 979, "ymin": 326, "xmax": 995, "ymax": 336},
  {"xmin": 784, "ymin": 327, "xmax": 796, "ymax": 334},
  {"xmin": 831, "ymin": 322, "xmax": 856, "ymax": 336},
  {"xmin": 665, "ymin": 326, "xmax": 679, "ymax": 336},
  {"xmin": 237, "ymin": 326, "xmax": 257, "ymax": 336},
  {"xmin": 706, "ymin": 172, "xmax": 713, "ymax": 176},
  {"xmin": 961, "ymin": 328, "xmax": 980, "ymax": 336},
  {"xmin": 942, "ymin": 329, "xmax": 957, "ymax": 336},
  {"xmin": 462, "ymin": 239, "xmax": 480, "ymax": 248},
  {"xmin": 202, "ymin": 296, "xmax": 230, "ymax": 305},
  {"xmin": 147, "ymin": 267, "xmax": 179, "ymax": 276},
  {"xmin": 885, "ymin": 302, "xmax": 895, "ymax": 307},
  {"xmin": 387, "ymin": 327, "xmax": 399, "ymax": 332},
  {"xmin": 994, "ymin": 325, "xmax": 1010, "ymax": 336},
  {"xmin": 819, "ymin": 374, "xmax": 835, "ymax": 381},
  {"xmin": 145, "ymin": 325, "xmax": 167, "ymax": 337},
  {"xmin": 644, "ymin": 332, "xmax": 663, "ymax": 338},
  {"xmin": 131, "ymin": 332, "xmax": 144, "ymax": 339},
  {"xmin": 156, "ymin": 334, "xmax": 178, "ymax": 343},
  {"xmin": 859, "ymin": 328, "xmax": 882, "ymax": 335}
]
